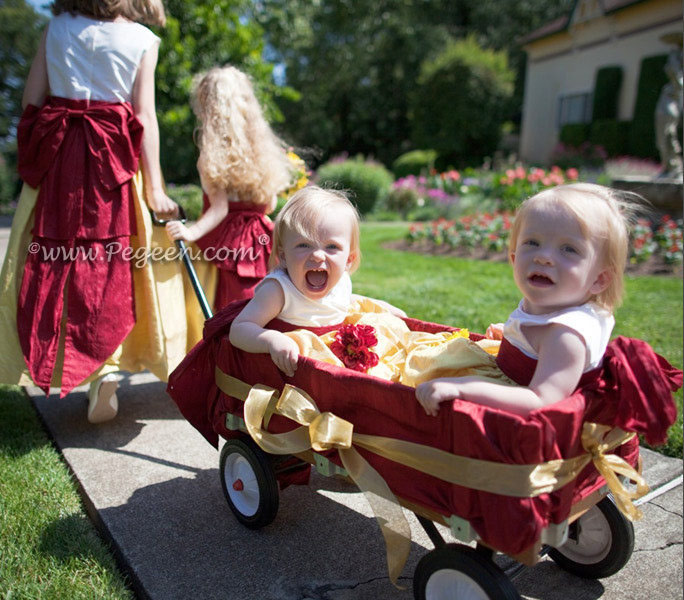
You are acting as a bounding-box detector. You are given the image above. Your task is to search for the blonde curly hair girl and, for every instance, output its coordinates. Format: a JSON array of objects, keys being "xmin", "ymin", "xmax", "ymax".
[{"xmin": 192, "ymin": 65, "xmax": 293, "ymax": 207}]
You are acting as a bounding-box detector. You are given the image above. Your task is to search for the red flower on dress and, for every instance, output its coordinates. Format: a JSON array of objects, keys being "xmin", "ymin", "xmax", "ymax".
[{"xmin": 330, "ymin": 324, "xmax": 379, "ymax": 372}]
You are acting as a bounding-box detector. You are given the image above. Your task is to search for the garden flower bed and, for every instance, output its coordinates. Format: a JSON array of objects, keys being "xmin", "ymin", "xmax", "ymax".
[{"xmin": 390, "ymin": 213, "xmax": 683, "ymax": 277}]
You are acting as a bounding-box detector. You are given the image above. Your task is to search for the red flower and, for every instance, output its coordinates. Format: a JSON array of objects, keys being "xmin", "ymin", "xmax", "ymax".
[{"xmin": 330, "ymin": 324, "xmax": 380, "ymax": 372}]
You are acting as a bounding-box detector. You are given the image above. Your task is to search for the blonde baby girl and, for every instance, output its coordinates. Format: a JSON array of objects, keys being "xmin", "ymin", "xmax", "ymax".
[
  {"xmin": 229, "ymin": 186, "xmax": 405, "ymax": 376},
  {"xmin": 416, "ymin": 183, "xmax": 632, "ymax": 418}
]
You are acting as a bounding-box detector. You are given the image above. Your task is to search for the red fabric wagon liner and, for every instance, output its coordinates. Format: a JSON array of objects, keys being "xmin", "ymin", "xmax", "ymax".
[{"xmin": 168, "ymin": 300, "xmax": 680, "ymax": 559}]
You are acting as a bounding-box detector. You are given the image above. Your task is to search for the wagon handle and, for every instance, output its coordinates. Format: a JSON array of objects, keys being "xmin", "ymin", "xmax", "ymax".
[{"xmin": 152, "ymin": 206, "xmax": 214, "ymax": 320}]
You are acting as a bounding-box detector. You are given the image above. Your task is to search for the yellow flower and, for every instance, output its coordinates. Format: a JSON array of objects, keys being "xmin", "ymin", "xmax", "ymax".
[{"xmin": 280, "ymin": 151, "xmax": 309, "ymax": 199}]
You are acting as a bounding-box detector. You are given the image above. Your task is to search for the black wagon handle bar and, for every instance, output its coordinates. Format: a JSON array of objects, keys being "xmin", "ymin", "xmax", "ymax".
[{"xmin": 151, "ymin": 206, "xmax": 214, "ymax": 320}]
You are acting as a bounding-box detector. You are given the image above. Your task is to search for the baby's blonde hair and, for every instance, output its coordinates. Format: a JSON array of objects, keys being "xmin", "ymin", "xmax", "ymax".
[
  {"xmin": 270, "ymin": 186, "xmax": 362, "ymax": 273},
  {"xmin": 191, "ymin": 66, "xmax": 293, "ymax": 207},
  {"xmin": 509, "ymin": 183, "xmax": 634, "ymax": 310},
  {"xmin": 52, "ymin": 0, "xmax": 166, "ymax": 26}
]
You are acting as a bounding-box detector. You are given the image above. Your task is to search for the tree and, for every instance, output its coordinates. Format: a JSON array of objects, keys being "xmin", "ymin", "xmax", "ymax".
[
  {"xmin": 254, "ymin": 0, "xmax": 574, "ymax": 167},
  {"xmin": 155, "ymin": 0, "xmax": 297, "ymax": 183},
  {"xmin": 253, "ymin": 0, "xmax": 453, "ymax": 166},
  {"xmin": 410, "ymin": 36, "xmax": 514, "ymax": 167},
  {"xmin": 0, "ymin": 0, "xmax": 47, "ymax": 202}
]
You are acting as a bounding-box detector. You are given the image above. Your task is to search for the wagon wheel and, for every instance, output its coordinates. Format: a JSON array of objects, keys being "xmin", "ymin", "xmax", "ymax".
[
  {"xmin": 413, "ymin": 544, "xmax": 520, "ymax": 600},
  {"xmin": 219, "ymin": 437, "xmax": 279, "ymax": 529},
  {"xmin": 548, "ymin": 495, "xmax": 634, "ymax": 578}
]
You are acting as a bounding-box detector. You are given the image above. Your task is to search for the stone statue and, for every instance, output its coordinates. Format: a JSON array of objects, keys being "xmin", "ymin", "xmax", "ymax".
[{"xmin": 655, "ymin": 34, "xmax": 683, "ymax": 179}]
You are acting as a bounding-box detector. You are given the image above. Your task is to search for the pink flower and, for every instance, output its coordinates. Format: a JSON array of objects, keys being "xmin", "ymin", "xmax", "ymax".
[
  {"xmin": 566, "ymin": 168, "xmax": 579, "ymax": 180},
  {"xmin": 330, "ymin": 324, "xmax": 380, "ymax": 373}
]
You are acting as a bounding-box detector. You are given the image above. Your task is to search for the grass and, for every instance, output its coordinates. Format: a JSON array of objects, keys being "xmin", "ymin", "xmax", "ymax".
[
  {"xmin": 1, "ymin": 222, "xmax": 681, "ymax": 594},
  {"xmin": 354, "ymin": 223, "xmax": 683, "ymax": 457},
  {"xmin": 0, "ymin": 385, "xmax": 133, "ymax": 600}
]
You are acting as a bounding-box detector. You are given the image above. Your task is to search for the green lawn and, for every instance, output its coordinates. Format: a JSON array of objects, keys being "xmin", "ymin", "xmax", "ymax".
[
  {"xmin": 1, "ymin": 222, "xmax": 681, "ymax": 595},
  {"xmin": 0, "ymin": 385, "xmax": 133, "ymax": 600},
  {"xmin": 355, "ymin": 223, "xmax": 683, "ymax": 457}
]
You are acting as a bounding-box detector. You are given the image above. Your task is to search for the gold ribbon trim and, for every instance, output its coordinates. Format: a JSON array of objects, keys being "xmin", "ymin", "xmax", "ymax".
[
  {"xmin": 215, "ymin": 368, "xmax": 649, "ymax": 578},
  {"xmin": 217, "ymin": 368, "xmax": 410, "ymax": 587},
  {"xmin": 580, "ymin": 423, "xmax": 649, "ymax": 521}
]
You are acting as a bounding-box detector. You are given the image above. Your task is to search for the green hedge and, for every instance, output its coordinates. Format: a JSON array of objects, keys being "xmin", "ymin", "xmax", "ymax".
[
  {"xmin": 589, "ymin": 119, "xmax": 631, "ymax": 156},
  {"xmin": 316, "ymin": 158, "xmax": 394, "ymax": 215},
  {"xmin": 392, "ymin": 149, "xmax": 438, "ymax": 178},
  {"xmin": 559, "ymin": 123, "xmax": 590, "ymax": 147},
  {"xmin": 409, "ymin": 36, "xmax": 514, "ymax": 167},
  {"xmin": 629, "ymin": 54, "xmax": 668, "ymax": 159},
  {"xmin": 592, "ymin": 66, "xmax": 623, "ymax": 121}
]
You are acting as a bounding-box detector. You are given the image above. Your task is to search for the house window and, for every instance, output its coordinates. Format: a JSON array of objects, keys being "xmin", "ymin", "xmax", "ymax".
[{"xmin": 557, "ymin": 92, "xmax": 592, "ymax": 126}]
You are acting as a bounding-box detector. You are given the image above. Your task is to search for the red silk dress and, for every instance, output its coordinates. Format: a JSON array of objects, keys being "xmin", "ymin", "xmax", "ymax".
[
  {"xmin": 16, "ymin": 97, "xmax": 142, "ymax": 395},
  {"xmin": 167, "ymin": 305, "xmax": 681, "ymax": 556},
  {"xmin": 195, "ymin": 196, "xmax": 273, "ymax": 310}
]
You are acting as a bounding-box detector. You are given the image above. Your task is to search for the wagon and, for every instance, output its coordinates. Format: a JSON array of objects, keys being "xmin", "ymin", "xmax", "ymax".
[{"xmin": 167, "ymin": 300, "xmax": 680, "ymax": 600}]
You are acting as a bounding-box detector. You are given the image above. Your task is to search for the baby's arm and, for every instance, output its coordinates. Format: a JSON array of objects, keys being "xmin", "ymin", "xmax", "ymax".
[
  {"xmin": 416, "ymin": 324, "xmax": 587, "ymax": 417},
  {"xmin": 229, "ymin": 280, "xmax": 300, "ymax": 377},
  {"xmin": 166, "ymin": 186, "xmax": 229, "ymax": 243}
]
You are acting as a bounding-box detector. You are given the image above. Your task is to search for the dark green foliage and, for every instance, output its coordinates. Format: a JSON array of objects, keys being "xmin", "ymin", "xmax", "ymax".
[
  {"xmin": 628, "ymin": 54, "xmax": 668, "ymax": 159},
  {"xmin": 559, "ymin": 123, "xmax": 590, "ymax": 147},
  {"xmin": 315, "ymin": 158, "xmax": 394, "ymax": 215},
  {"xmin": 589, "ymin": 119, "xmax": 631, "ymax": 157},
  {"xmin": 255, "ymin": 0, "xmax": 573, "ymax": 168},
  {"xmin": 592, "ymin": 66, "xmax": 623, "ymax": 121},
  {"xmin": 409, "ymin": 37, "xmax": 514, "ymax": 168},
  {"xmin": 0, "ymin": 1, "xmax": 47, "ymax": 200},
  {"xmin": 155, "ymin": 0, "xmax": 296, "ymax": 184},
  {"xmin": 0, "ymin": 153, "xmax": 14, "ymax": 208},
  {"xmin": 392, "ymin": 150, "xmax": 438, "ymax": 178}
]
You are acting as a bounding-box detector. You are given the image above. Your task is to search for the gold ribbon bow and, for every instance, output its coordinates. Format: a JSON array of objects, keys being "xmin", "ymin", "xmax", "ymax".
[
  {"xmin": 215, "ymin": 368, "xmax": 649, "ymax": 583},
  {"xmin": 580, "ymin": 423, "xmax": 649, "ymax": 521},
  {"xmin": 217, "ymin": 368, "xmax": 411, "ymax": 588}
]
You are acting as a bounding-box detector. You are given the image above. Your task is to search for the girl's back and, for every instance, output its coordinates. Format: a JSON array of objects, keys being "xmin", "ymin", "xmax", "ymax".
[{"xmin": 46, "ymin": 13, "xmax": 158, "ymax": 102}]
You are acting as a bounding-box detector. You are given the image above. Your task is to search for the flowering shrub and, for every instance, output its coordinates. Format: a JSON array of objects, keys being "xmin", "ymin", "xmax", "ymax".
[
  {"xmin": 279, "ymin": 151, "xmax": 310, "ymax": 200},
  {"xmin": 603, "ymin": 156, "xmax": 661, "ymax": 180},
  {"xmin": 630, "ymin": 219, "xmax": 657, "ymax": 263},
  {"xmin": 655, "ymin": 215, "xmax": 683, "ymax": 264},
  {"xmin": 549, "ymin": 142, "xmax": 608, "ymax": 170},
  {"xmin": 491, "ymin": 165, "xmax": 579, "ymax": 212},
  {"xmin": 408, "ymin": 212, "xmax": 683, "ymax": 267},
  {"xmin": 406, "ymin": 212, "xmax": 512, "ymax": 253}
]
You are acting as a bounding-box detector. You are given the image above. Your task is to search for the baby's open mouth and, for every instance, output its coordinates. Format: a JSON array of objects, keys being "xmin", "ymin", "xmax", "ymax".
[
  {"xmin": 528, "ymin": 273, "xmax": 553, "ymax": 286},
  {"xmin": 305, "ymin": 269, "xmax": 328, "ymax": 290}
]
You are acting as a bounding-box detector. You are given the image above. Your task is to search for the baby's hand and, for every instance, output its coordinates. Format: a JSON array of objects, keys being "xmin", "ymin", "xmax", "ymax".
[
  {"xmin": 415, "ymin": 380, "xmax": 458, "ymax": 417},
  {"xmin": 485, "ymin": 322, "xmax": 504, "ymax": 341},
  {"xmin": 166, "ymin": 221, "xmax": 196, "ymax": 243},
  {"xmin": 268, "ymin": 334, "xmax": 300, "ymax": 377}
]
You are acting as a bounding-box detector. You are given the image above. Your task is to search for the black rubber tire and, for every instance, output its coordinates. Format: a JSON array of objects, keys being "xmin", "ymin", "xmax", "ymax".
[
  {"xmin": 413, "ymin": 544, "xmax": 520, "ymax": 600},
  {"xmin": 548, "ymin": 495, "xmax": 634, "ymax": 578},
  {"xmin": 219, "ymin": 437, "xmax": 279, "ymax": 529}
]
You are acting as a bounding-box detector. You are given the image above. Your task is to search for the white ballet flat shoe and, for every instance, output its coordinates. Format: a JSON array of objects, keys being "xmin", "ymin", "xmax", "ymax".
[{"xmin": 87, "ymin": 373, "xmax": 119, "ymax": 423}]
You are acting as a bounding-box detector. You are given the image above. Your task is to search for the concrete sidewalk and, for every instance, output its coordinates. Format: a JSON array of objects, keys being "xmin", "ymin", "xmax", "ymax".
[{"xmin": 26, "ymin": 375, "xmax": 683, "ymax": 600}]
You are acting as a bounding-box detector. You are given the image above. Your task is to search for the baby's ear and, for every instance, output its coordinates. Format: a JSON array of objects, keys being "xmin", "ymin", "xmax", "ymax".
[
  {"xmin": 590, "ymin": 268, "xmax": 612, "ymax": 295},
  {"xmin": 346, "ymin": 251, "xmax": 356, "ymax": 269}
]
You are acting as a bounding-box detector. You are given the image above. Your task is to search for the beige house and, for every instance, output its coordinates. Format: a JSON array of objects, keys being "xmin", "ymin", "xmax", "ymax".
[{"xmin": 518, "ymin": 0, "xmax": 682, "ymax": 165}]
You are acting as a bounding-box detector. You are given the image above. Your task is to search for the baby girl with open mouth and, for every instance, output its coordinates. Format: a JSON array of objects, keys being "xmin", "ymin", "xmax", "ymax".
[{"xmin": 230, "ymin": 186, "xmax": 405, "ymax": 376}]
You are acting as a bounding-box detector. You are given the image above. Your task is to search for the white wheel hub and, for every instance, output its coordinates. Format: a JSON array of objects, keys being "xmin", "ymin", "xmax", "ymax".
[
  {"xmin": 426, "ymin": 569, "xmax": 489, "ymax": 600},
  {"xmin": 558, "ymin": 505, "xmax": 612, "ymax": 564},
  {"xmin": 224, "ymin": 453, "xmax": 259, "ymax": 517}
]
